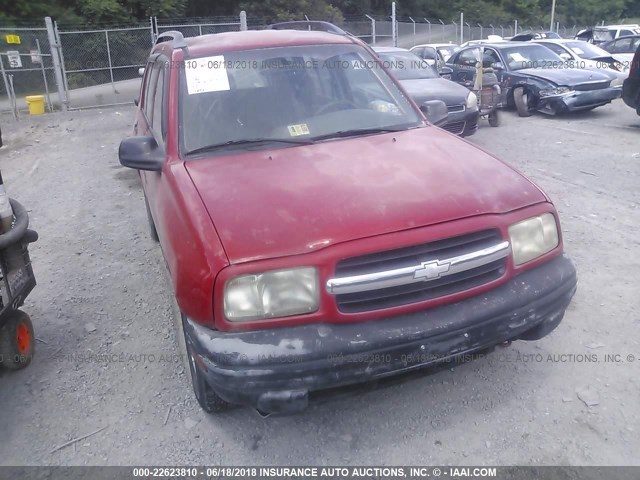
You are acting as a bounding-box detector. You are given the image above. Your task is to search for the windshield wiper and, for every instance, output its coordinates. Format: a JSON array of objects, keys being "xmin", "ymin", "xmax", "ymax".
[
  {"xmin": 186, "ymin": 138, "xmax": 314, "ymax": 156},
  {"xmin": 312, "ymin": 127, "xmax": 409, "ymax": 142}
]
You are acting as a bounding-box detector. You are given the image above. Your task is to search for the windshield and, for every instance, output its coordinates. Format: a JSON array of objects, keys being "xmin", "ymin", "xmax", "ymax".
[
  {"xmin": 565, "ymin": 41, "xmax": 611, "ymax": 59},
  {"xmin": 501, "ymin": 45, "xmax": 565, "ymax": 70},
  {"xmin": 378, "ymin": 51, "xmax": 439, "ymax": 80},
  {"xmin": 179, "ymin": 44, "xmax": 422, "ymax": 156},
  {"xmin": 593, "ymin": 29, "xmax": 614, "ymax": 42}
]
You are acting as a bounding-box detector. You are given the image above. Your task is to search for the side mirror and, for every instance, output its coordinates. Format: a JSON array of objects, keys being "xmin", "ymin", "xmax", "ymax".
[
  {"xmin": 138, "ymin": 67, "xmax": 145, "ymax": 76},
  {"xmin": 420, "ymin": 100, "xmax": 449, "ymax": 127},
  {"xmin": 134, "ymin": 98, "xmax": 139, "ymax": 106},
  {"xmin": 559, "ymin": 52, "xmax": 571, "ymax": 61},
  {"xmin": 119, "ymin": 136, "xmax": 164, "ymax": 171},
  {"xmin": 493, "ymin": 62, "xmax": 505, "ymax": 70},
  {"xmin": 439, "ymin": 66, "xmax": 453, "ymax": 76}
]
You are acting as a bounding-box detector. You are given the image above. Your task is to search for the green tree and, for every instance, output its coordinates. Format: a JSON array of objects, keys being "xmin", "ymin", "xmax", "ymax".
[{"xmin": 239, "ymin": 0, "xmax": 343, "ymax": 22}]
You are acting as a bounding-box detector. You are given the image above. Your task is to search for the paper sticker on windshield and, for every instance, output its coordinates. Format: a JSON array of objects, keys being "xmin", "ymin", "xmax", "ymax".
[
  {"xmin": 185, "ymin": 55, "xmax": 230, "ymax": 94},
  {"xmin": 288, "ymin": 124, "xmax": 310, "ymax": 136},
  {"xmin": 508, "ymin": 52, "xmax": 527, "ymax": 62}
]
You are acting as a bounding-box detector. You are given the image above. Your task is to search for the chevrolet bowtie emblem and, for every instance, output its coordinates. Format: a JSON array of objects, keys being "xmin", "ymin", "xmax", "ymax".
[{"xmin": 413, "ymin": 260, "xmax": 451, "ymax": 280}]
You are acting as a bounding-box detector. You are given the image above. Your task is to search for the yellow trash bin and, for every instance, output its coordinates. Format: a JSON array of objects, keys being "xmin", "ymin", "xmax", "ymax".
[{"xmin": 25, "ymin": 95, "xmax": 45, "ymax": 115}]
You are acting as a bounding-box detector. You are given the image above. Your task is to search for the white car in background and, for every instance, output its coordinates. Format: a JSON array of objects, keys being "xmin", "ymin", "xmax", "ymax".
[
  {"xmin": 409, "ymin": 43, "xmax": 460, "ymax": 70},
  {"xmin": 534, "ymin": 39, "xmax": 630, "ymax": 79}
]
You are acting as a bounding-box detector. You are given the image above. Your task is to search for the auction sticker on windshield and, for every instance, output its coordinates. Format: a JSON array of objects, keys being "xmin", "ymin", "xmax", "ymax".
[
  {"xmin": 185, "ymin": 55, "xmax": 230, "ymax": 94},
  {"xmin": 288, "ymin": 124, "xmax": 310, "ymax": 136}
]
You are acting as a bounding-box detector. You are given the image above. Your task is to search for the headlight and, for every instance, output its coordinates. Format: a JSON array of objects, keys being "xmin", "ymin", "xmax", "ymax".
[
  {"xmin": 224, "ymin": 267, "xmax": 319, "ymax": 321},
  {"xmin": 466, "ymin": 91, "xmax": 478, "ymax": 109},
  {"xmin": 610, "ymin": 76, "xmax": 623, "ymax": 87},
  {"xmin": 508, "ymin": 213, "xmax": 559, "ymax": 266},
  {"xmin": 539, "ymin": 86, "xmax": 572, "ymax": 97}
]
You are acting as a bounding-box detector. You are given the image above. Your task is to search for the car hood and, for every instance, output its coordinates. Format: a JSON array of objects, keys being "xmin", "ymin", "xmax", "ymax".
[
  {"xmin": 185, "ymin": 128, "xmax": 546, "ymax": 264},
  {"xmin": 517, "ymin": 67, "xmax": 612, "ymax": 85},
  {"xmin": 400, "ymin": 78, "xmax": 470, "ymax": 105}
]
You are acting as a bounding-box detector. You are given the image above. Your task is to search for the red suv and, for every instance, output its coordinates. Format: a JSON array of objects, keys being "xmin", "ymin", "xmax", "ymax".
[{"xmin": 119, "ymin": 22, "xmax": 577, "ymax": 415}]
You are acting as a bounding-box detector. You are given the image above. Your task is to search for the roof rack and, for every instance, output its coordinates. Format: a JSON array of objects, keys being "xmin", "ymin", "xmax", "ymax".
[
  {"xmin": 155, "ymin": 30, "xmax": 188, "ymax": 48},
  {"xmin": 267, "ymin": 21, "xmax": 347, "ymax": 35}
]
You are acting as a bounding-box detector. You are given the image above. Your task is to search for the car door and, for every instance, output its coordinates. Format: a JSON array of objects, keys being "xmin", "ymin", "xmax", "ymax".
[{"xmin": 450, "ymin": 48, "xmax": 478, "ymax": 84}]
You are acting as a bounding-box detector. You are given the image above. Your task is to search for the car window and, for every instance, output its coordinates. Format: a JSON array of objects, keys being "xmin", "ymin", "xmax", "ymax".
[
  {"xmin": 179, "ymin": 44, "xmax": 422, "ymax": 156},
  {"xmin": 539, "ymin": 42, "xmax": 568, "ymax": 57},
  {"xmin": 378, "ymin": 52, "xmax": 439, "ymax": 80},
  {"xmin": 455, "ymin": 49, "xmax": 477, "ymax": 66},
  {"xmin": 500, "ymin": 44, "xmax": 564, "ymax": 70},
  {"xmin": 411, "ymin": 47, "xmax": 425, "ymax": 58},
  {"xmin": 422, "ymin": 47, "xmax": 437, "ymax": 60},
  {"xmin": 565, "ymin": 41, "xmax": 610, "ymax": 58},
  {"xmin": 620, "ymin": 30, "xmax": 633, "ymax": 37},
  {"xmin": 143, "ymin": 62, "xmax": 156, "ymax": 120},
  {"xmin": 150, "ymin": 61, "xmax": 166, "ymax": 141},
  {"xmin": 611, "ymin": 38, "xmax": 632, "ymax": 53},
  {"xmin": 482, "ymin": 48, "xmax": 501, "ymax": 67}
]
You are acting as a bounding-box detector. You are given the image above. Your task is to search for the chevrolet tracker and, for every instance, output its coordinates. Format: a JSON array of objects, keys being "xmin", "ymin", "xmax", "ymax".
[{"xmin": 119, "ymin": 22, "xmax": 577, "ymax": 415}]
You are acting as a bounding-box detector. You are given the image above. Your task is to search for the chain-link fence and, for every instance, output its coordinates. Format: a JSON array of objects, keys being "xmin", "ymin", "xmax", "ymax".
[
  {"xmin": 0, "ymin": 27, "xmax": 56, "ymax": 118},
  {"xmin": 0, "ymin": 10, "xmax": 600, "ymax": 117}
]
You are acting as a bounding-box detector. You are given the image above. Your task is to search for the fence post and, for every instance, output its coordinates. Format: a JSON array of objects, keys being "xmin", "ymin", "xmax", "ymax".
[
  {"xmin": 391, "ymin": 2, "xmax": 397, "ymax": 47},
  {"xmin": 452, "ymin": 21, "xmax": 457, "ymax": 43},
  {"xmin": 45, "ymin": 16, "xmax": 68, "ymax": 111},
  {"xmin": 35, "ymin": 39, "xmax": 53, "ymax": 112},
  {"xmin": 460, "ymin": 12, "xmax": 464, "ymax": 44},
  {"xmin": 514, "ymin": 19, "xmax": 518, "ymax": 34},
  {"xmin": 149, "ymin": 17, "xmax": 155, "ymax": 45},
  {"xmin": 424, "ymin": 18, "xmax": 431, "ymax": 41},
  {"xmin": 439, "ymin": 19, "xmax": 445, "ymax": 42},
  {"xmin": 465, "ymin": 21, "xmax": 470, "ymax": 41},
  {"xmin": 0, "ymin": 56, "xmax": 17, "ymax": 120},
  {"xmin": 489, "ymin": 24, "xmax": 494, "ymax": 35},
  {"xmin": 365, "ymin": 14, "xmax": 376, "ymax": 45},
  {"xmin": 478, "ymin": 23, "xmax": 483, "ymax": 40},
  {"xmin": 409, "ymin": 17, "xmax": 416, "ymax": 46},
  {"xmin": 104, "ymin": 30, "xmax": 117, "ymax": 94},
  {"xmin": 240, "ymin": 11, "xmax": 248, "ymax": 31}
]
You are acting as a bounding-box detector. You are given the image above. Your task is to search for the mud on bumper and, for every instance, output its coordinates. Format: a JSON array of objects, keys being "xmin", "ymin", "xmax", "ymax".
[{"xmin": 184, "ymin": 255, "xmax": 577, "ymax": 414}]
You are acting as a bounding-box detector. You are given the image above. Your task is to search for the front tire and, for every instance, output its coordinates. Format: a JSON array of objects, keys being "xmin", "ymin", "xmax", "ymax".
[
  {"xmin": 488, "ymin": 110, "xmax": 500, "ymax": 127},
  {"xmin": 0, "ymin": 311, "xmax": 34, "ymax": 370},
  {"xmin": 513, "ymin": 87, "xmax": 532, "ymax": 117}
]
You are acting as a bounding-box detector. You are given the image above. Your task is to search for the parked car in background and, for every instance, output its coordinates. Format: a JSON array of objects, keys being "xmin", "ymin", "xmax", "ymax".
[
  {"xmin": 118, "ymin": 23, "xmax": 577, "ymax": 415},
  {"xmin": 600, "ymin": 35, "xmax": 640, "ymax": 69},
  {"xmin": 622, "ymin": 43, "xmax": 640, "ymax": 115},
  {"xmin": 510, "ymin": 31, "xmax": 561, "ymax": 41},
  {"xmin": 447, "ymin": 42, "xmax": 622, "ymax": 116},
  {"xmin": 575, "ymin": 25, "xmax": 640, "ymax": 45},
  {"xmin": 534, "ymin": 39, "xmax": 628, "ymax": 73},
  {"xmin": 409, "ymin": 43, "xmax": 460, "ymax": 71},
  {"xmin": 374, "ymin": 47, "xmax": 478, "ymax": 136}
]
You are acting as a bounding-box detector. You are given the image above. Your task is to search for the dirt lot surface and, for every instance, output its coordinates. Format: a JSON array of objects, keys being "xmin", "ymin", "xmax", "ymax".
[{"xmin": 0, "ymin": 100, "xmax": 639, "ymax": 466}]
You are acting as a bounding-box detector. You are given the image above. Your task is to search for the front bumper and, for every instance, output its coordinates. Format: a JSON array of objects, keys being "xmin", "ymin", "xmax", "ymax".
[
  {"xmin": 622, "ymin": 77, "xmax": 640, "ymax": 109},
  {"xmin": 184, "ymin": 255, "xmax": 577, "ymax": 414},
  {"xmin": 441, "ymin": 107, "xmax": 479, "ymax": 137},
  {"xmin": 539, "ymin": 87, "xmax": 621, "ymax": 113}
]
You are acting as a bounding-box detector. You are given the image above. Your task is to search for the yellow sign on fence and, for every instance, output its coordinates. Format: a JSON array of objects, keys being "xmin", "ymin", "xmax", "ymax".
[{"xmin": 5, "ymin": 34, "xmax": 21, "ymax": 44}]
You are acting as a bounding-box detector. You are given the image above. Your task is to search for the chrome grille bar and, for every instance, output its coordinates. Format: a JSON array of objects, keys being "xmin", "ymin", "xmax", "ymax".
[{"xmin": 326, "ymin": 241, "xmax": 510, "ymax": 295}]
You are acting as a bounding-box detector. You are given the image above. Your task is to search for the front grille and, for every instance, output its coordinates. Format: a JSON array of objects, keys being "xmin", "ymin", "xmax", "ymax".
[
  {"xmin": 574, "ymin": 81, "xmax": 610, "ymax": 91},
  {"xmin": 447, "ymin": 104, "xmax": 465, "ymax": 113},
  {"xmin": 441, "ymin": 121, "xmax": 465, "ymax": 135},
  {"xmin": 334, "ymin": 229, "xmax": 507, "ymax": 313}
]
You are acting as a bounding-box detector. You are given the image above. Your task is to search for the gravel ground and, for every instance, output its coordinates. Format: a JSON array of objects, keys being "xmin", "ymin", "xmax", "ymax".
[{"xmin": 0, "ymin": 100, "xmax": 638, "ymax": 466}]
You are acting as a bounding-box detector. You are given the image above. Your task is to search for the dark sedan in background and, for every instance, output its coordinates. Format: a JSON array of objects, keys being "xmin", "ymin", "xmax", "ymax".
[
  {"xmin": 374, "ymin": 47, "xmax": 479, "ymax": 136},
  {"xmin": 447, "ymin": 42, "xmax": 621, "ymax": 116},
  {"xmin": 622, "ymin": 44, "xmax": 640, "ymax": 115}
]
